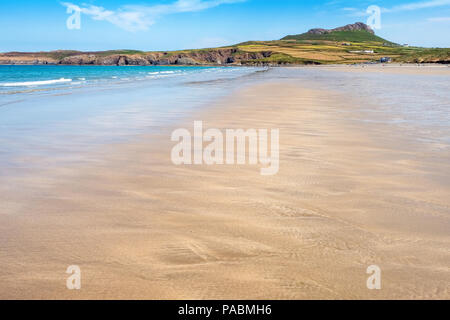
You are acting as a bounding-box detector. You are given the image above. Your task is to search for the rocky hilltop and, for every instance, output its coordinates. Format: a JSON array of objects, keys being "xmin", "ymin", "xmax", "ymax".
[{"xmin": 307, "ymin": 22, "xmax": 374, "ymax": 35}]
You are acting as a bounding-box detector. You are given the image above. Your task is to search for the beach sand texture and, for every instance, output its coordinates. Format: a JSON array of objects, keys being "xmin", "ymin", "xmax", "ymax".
[{"xmin": 0, "ymin": 67, "xmax": 449, "ymax": 299}]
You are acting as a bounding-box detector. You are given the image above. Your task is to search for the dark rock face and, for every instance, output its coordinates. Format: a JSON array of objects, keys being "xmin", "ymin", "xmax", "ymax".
[
  {"xmin": 175, "ymin": 57, "xmax": 200, "ymax": 65},
  {"xmin": 333, "ymin": 22, "xmax": 374, "ymax": 34},
  {"xmin": 307, "ymin": 28, "xmax": 328, "ymax": 35},
  {"xmin": 307, "ymin": 22, "xmax": 374, "ymax": 35},
  {"xmin": 60, "ymin": 54, "xmax": 152, "ymax": 66},
  {"xmin": 226, "ymin": 57, "xmax": 235, "ymax": 64}
]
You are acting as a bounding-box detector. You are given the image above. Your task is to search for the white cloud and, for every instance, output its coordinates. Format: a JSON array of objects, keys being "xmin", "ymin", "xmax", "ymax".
[
  {"xmin": 62, "ymin": 0, "xmax": 245, "ymax": 32},
  {"xmin": 386, "ymin": 0, "xmax": 450, "ymax": 12},
  {"xmin": 343, "ymin": 0, "xmax": 450, "ymax": 17},
  {"xmin": 428, "ymin": 16, "xmax": 450, "ymax": 21},
  {"xmin": 341, "ymin": 7, "xmax": 368, "ymax": 17}
]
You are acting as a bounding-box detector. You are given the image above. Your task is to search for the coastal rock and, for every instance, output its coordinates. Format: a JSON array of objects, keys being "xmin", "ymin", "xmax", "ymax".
[
  {"xmin": 122, "ymin": 55, "xmax": 151, "ymax": 66},
  {"xmin": 0, "ymin": 48, "xmax": 276, "ymax": 66},
  {"xmin": 96, "ymin": 56, "xmax": 121, "ymax": 65},
  {"xmin": 154, "ymin": 59, "xmax": 171, "ymax": 65},
  {"xmin": 226, "ymin": 57, "xmax": 235, "ymax": 64},
  {"xmin": 117, "ymin": 56, "xmax": 127, "ymax": 66},
  {"xmin": 0, "ymin": 52, "xmax": 59, "ymax": 65},
  {"xmin": 175, "ymin": 57, "xmax": 200, "ymax": 65},
  {"xmin": 60, "ymin": 54, "xmax": 99, "ymax": 65}
]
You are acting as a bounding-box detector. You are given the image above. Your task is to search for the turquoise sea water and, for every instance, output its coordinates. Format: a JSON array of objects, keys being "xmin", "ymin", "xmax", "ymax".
[
  {"xmin": 0, "ymin": 65, "xmax": 260, "ymax": 95},
  {"xmin": 0, "ymin": 65, "xmax": 268, "ymax": 176},
  {"xmin": 0, "ymin": 65, "xmax": 449, "ymax": 178}
]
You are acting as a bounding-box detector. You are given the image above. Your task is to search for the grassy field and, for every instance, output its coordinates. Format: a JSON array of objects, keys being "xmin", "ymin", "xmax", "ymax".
[{"xmin": 229, "ymin": 38, "xmax": 450, "ymax": 65}]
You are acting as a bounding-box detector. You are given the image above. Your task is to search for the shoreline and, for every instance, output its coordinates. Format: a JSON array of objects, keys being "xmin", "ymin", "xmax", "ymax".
[
  {"xmin": 0, "ymin": 67, "xmax": 449, "ymax": 299},
  {"xmin": 1, "ymin": 62, "xmax": 449, "ymax": 67}
]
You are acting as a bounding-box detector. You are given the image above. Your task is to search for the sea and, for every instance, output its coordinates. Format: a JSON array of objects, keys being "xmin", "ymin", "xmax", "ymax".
[{"xmin": 0, "ymin": 65, "xmax": 449, "ymax": 177}]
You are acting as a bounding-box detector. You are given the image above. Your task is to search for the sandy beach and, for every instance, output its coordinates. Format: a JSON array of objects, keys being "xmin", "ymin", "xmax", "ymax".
[
  {"xmin": 0, "ymin": 66, "xmax": 449, "ymax": 300},
  {"xmin": 322, "ymin": 64, "xmax": 450, "ymax": 76}
]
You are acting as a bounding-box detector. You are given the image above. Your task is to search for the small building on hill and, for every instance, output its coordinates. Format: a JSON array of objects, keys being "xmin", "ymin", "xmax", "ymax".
[
  {"xmin": 380, "ymin": 57, "xmax": 392, "ymax": 63},
  {"xmin": 349, "ymin": 50, "xmax": 374, "ymax": 54}
]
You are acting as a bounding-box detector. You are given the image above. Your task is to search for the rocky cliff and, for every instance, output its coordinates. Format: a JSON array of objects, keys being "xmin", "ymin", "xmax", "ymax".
[{"xmin": 0, "ymin": 49, "xmax": 273, "ymax": 66}]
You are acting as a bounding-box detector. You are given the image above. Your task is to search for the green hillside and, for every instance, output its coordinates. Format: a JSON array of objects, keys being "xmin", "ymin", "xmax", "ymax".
[{"xmin": 282, "ymin": 30, "xmax": 394, "ymax": 44}]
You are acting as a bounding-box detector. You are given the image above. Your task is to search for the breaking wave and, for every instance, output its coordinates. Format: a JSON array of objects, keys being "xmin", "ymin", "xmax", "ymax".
[{"xmin": 0, "ymin": 78, "xmax": 72, "ymax": 87}]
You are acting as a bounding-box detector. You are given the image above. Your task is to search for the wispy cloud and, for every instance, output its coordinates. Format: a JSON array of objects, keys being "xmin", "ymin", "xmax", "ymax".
[
  {"xmin": 428, "ymin": 16, "xmax": 450, "ymax": 21},
  {"xmin": 341, "ymin": 7, "xmax": 367, "ymax": 17},
  {"xmin": 343, "ymin": 0, "xmax": 450, "ymax": 17},
  {"xmin": 62, "ymin": 0, "xmax": 245, "ymax": 32},
  {"xmin": 385, "ymin": 0, "xmax": 450, "ymax": 12}
]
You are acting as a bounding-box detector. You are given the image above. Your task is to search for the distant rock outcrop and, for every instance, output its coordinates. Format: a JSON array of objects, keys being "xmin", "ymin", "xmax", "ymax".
[{"xmin": 307, "ymin": 22, "xmax": 374, "ymax": 35}]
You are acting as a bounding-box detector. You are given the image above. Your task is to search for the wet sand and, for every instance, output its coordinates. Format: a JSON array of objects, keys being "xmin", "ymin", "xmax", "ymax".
[
  {"xmin": 322, "ymin": 64, "xmax": 450, "ymax": 76},
  {"xmin": 0, "ymin": 67, "xmax": 449, "ymax": 299}
]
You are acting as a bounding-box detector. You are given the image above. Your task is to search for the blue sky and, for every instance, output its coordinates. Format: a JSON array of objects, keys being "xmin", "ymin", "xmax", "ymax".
[{"xmin": 1, "ymin": 0, "xmax": 449, "ymax": 52}]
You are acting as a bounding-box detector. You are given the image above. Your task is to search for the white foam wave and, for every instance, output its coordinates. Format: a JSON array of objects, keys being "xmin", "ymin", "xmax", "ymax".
[
  {"xmin": 148, "ymin": 71, "xmax": 176, "ymax": 75},
  {"xmin": 0, "ymin": 78, "xmax": 72, "ymax": 87}
]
